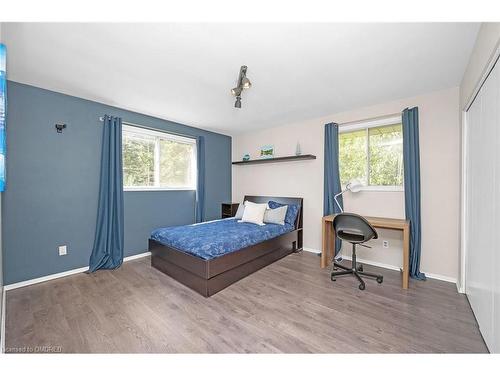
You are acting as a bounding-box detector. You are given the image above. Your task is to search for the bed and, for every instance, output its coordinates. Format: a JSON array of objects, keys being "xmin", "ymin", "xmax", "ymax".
[{"xmin": 148, "ymin": 196, "xmax": 303, "ymax": 297}]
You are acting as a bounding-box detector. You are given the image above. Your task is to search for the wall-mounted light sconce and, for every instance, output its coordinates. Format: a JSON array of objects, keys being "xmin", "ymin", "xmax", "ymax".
[
  {"xmin": 55, "ymin": 123, "xmax": 67, "ymax": 133},
  {"xmin": 230, "ymin": 65, "xmax": 251, "ymax": 108}
]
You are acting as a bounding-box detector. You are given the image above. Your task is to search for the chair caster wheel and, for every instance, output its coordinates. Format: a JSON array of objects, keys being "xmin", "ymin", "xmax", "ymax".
[
  {"xmin": 376, "ymin": 276, "xmax": 383, "ymax": 284},
  {"xmin": 333, "ymin": 267, "xmax": 338, "ymax": 271},
  {"xmin": 358, "ymin": 283, "xmax": 365, "ymax": 290},
  {"xmin": 331, "ymin": 275, "xmax": 336, "ymax": 282},
  {"xmin": 357, "ymin": 265, "xmax": 363, "ymax": 272}
]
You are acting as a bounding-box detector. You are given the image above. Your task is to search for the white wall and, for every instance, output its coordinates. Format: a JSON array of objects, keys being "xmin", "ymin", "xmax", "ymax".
[{"xmin": 233, "ymin": 87, "xmax": 461, "ymax": 280}]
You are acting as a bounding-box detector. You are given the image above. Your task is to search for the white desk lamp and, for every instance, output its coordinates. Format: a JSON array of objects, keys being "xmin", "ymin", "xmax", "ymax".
[{"xmin": 334, "ymin": 179, "xmax": 363, "ymax": 212}]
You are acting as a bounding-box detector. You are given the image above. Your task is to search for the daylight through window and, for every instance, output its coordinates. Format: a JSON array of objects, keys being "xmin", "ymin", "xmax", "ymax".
[
  {"xmin": 122, "ymin": 125, "xmax": 196, "ymax": 190},
  {"xmin": 339, "ymin": 120, "xmax": 403, "ymax": 189}
]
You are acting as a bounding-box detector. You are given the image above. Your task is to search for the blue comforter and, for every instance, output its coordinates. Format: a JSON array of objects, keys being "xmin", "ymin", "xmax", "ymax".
[{"xmin": 150, "ymin": 218, "xmax": 295, "ymax": 260}]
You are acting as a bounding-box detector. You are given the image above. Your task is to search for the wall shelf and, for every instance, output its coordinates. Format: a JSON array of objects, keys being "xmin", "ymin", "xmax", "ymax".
[{"xmin": 232, "ymin": 154, "xmax": 316, "ymax": 165}]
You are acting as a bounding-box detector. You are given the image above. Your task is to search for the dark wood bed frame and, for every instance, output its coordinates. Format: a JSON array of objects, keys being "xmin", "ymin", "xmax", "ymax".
[{"xmin": 149, "ymin": 195, "xmax": 303, "ymax": 297}]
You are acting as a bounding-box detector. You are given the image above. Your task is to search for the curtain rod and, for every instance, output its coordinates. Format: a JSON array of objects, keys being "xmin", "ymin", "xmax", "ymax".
[
  {"xmin": 339, "ymin": 112, "xmax": 402, "ymax": 127},
  {"xmin": 99, "ymin": 116, "xmax": 197, "ymax": 140}
]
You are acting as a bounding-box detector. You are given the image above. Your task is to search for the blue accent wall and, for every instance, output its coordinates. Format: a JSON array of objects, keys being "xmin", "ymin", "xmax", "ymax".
[{"xmin": 3, "ymin": 81, "xmax": 231, "ymax": 284}]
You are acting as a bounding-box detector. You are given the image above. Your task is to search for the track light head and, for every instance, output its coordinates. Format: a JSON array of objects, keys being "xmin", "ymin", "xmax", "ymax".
[
  {"xmin": 230, "ymin": 65, "xmax": 251, "ymax": 108},
  {"xmin": 231, "ymin": 87, "xmax": 242, "ymax": 96},
  {"xmin": 241, "ymin": 77, "xmax": 252, "ymax": 89}
]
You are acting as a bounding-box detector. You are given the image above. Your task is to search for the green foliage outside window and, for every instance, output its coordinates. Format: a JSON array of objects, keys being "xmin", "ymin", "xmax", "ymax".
[
  {"xmin": 339, "ymin": 123, "xmax": 403, "ymax": 187},
  {"xmin": 339, "ymin": 129, "xmax": 367, "ymax": 185},
  {"xmin": 368, "ymin": 124, "xmax": 403, "ymax": 186},
  {"xmin": 159, "ymin": 139, "xmax": 193, "ymax": 188},
  {"xmin": 123, "ymin": 129, "xmax": 195, "ymax": 189},
  {"xmin": 123, "ymin": 134, "xmax": 155, "ymax": 187}
]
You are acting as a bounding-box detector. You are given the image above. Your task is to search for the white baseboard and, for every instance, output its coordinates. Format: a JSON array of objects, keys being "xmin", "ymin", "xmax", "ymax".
[
  {"xmin": 1, "ymin": 286, "xmax": 5, "ymax": 353},
  {"xmin": 456, "ymin": 281, "xmax": 465, "ymax": 294},
  {"xmin": 122, "ymin": 252, "xmax": 151, "ymax": 262},
  {"xmin": 340, "ymin": 255, "xmax": 457, "ymax": 284},
  {"xmin": 4, "ymin": 251, "xmax": 151, "ymax": 291},
  {"xmin": 302, "ymin": 247, "xmax": 457, "ymax": 284},
  {"xmin": 423, "ymin": 271, "xmax": 457, "ymax": 284},
  {"xmin": 302, "ymin": 247, "xmax": 321, "ymax": 254}
]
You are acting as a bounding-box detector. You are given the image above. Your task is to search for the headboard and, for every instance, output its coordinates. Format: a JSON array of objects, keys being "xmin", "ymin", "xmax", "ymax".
[{"xmin": 243, "ymin": 195, "xmax": 303, "ymax": 231}]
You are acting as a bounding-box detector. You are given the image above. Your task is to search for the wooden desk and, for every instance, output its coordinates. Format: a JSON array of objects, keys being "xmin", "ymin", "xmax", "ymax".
[{"xmin": 321, "ymin": 215, "xmax": 410, "ymax": 289}]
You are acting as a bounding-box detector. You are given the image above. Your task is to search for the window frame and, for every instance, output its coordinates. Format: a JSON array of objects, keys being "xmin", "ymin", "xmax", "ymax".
[
  {"xmin": 339, "ymin": 116, "xmax": 404, "ymax": 192},
  {"xmin": 122, "ymin": 124, "xmax": 197, "ymax": 192}
]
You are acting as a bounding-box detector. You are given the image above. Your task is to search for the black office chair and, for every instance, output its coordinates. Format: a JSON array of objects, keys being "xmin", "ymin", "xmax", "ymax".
[{"xmin": 331, "ymin": 213, "xmax": 384, "ymax": 290}]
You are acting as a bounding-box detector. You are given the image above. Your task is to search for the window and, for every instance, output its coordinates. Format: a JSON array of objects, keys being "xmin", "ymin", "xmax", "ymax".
[
  {"xmin": 122, "ymin": 125, "xmax": 196, "ymax": 190},
  {"xmin": 339, "ymin": 117, "xmax": 403, "ymax": 190}
]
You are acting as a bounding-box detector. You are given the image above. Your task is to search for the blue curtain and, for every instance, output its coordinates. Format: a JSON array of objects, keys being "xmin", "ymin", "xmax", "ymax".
[
  {"xmin": 324, "ymin": 123, "xmax": 343, "ymax": 256},
  {"xmin": 402, "ymin": 108, "xmax": 426, "ymax": 280},
  {"xmin": 195, "ymin": 136, "xmax": 205, "ymax": 223},
  {"xmin": 89, "ymin": 115, "xmax": 124, "ymax": 272}
]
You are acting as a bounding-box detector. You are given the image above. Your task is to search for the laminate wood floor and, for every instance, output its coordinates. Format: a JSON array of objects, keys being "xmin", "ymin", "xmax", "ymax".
[{"xmin": 5, "ymin": 252, "xmax": 488, "ymax": 353}]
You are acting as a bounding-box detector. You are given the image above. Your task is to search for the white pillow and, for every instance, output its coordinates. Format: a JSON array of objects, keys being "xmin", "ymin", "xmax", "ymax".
[
  {"xmin": 264, "ymin": 205, "xmax": 287, "ymax": 225},
  {"xmin": 240, "ymin": 201, "xmax": 268, "ymax": 225},
  {"xmin": 234, "ymin": 200, "xmax": 264, "ymax": 220},
  {"xmin": 234, "ymin": 203, "xmax": 245, "ymax": 219}
]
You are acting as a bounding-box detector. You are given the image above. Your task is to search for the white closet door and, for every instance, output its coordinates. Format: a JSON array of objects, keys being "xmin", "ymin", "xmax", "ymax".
[
  {"xmin": 466, "ymin": 58, "xmax": 500, "ymax": 353},
  {"xmin": 493, "ymin": 60, "xmax": 500, "ymax": 354}
]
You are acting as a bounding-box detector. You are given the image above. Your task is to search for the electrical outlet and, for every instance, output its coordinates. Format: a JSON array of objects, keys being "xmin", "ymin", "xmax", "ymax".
[
  {"xmin": 58, "ymin": 245, "xmax": 67, "ymax": 256},
  {"xmin": 382, "ymin": 240, "xmax": 389, "ymax": 248}
]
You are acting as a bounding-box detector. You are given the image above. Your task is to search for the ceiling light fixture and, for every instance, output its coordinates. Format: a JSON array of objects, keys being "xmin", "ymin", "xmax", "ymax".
[
  {"xmin": 241, "ymin": 76, "xmax": 252, "ymax": 89},
  {"xmin": 231, "ymin": 65, "xmax": 251, "ymax": 108},
  {"xmin": 234, "ymin": 96, "xmax": 242, "ymax": 108}
]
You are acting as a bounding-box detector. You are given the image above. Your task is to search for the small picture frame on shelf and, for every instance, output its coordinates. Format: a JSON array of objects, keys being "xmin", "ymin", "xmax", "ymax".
[{"xmin": 260, "ymin": 145, "xmax": 274, "ymax": 159}]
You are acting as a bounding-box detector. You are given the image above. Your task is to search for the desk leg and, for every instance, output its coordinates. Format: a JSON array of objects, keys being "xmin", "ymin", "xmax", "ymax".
[
  {"xmin": 328, "ymin": 224, "xmax": 334, "ymax": 265},
  {"xmin": 321, "ymin": 219, "xmax": 335, "ymax": 268},
  {"xmin": 402, "ymin": 225, "xmax": 410, "ymax": 289},
  {"xmin": 321, "ymin": 219, "xmax": 327, "ymax": 268}
]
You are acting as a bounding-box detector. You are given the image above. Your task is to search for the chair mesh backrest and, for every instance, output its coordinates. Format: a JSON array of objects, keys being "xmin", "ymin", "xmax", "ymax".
[{"xmin": 333, "ymin": 213, "xmax": 378, "ymax": 243}]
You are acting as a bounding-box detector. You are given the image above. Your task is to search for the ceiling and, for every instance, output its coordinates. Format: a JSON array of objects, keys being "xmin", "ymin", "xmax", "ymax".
[{"xmin": 2, "ymin": 23, "xmax": 479, "ymax": 135}]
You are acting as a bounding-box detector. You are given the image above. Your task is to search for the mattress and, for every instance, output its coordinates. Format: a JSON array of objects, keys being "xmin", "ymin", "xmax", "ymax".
[{"xmin": 150, "ymin": 218, "xmax": 295, "ymax": 260}]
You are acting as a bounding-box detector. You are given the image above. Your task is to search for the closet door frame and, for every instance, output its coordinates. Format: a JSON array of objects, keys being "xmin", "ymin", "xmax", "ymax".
[{"xmin": 460, "ymin": 44, "xmax": 500, "ymax": 294}]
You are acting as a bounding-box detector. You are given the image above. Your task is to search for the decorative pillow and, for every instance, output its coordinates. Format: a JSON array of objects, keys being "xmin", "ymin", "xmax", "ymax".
[
  {"xmin": 234, "ymin": 203, "xmax": 245, "ymax": 219},
  {"xmin": 246, "ymin": 200, "xmax": 269, "ymax": 207},
  {"xmin": 240, "ymin": 201, "xmax": 268, "ymax": 225},
  {"xmin": 268, "ymin": 201, "xmax": 300, "ymax": 226},
  {"xmin": 263, "ymin": 205, "xmax": 288, "ymax": 225}
]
